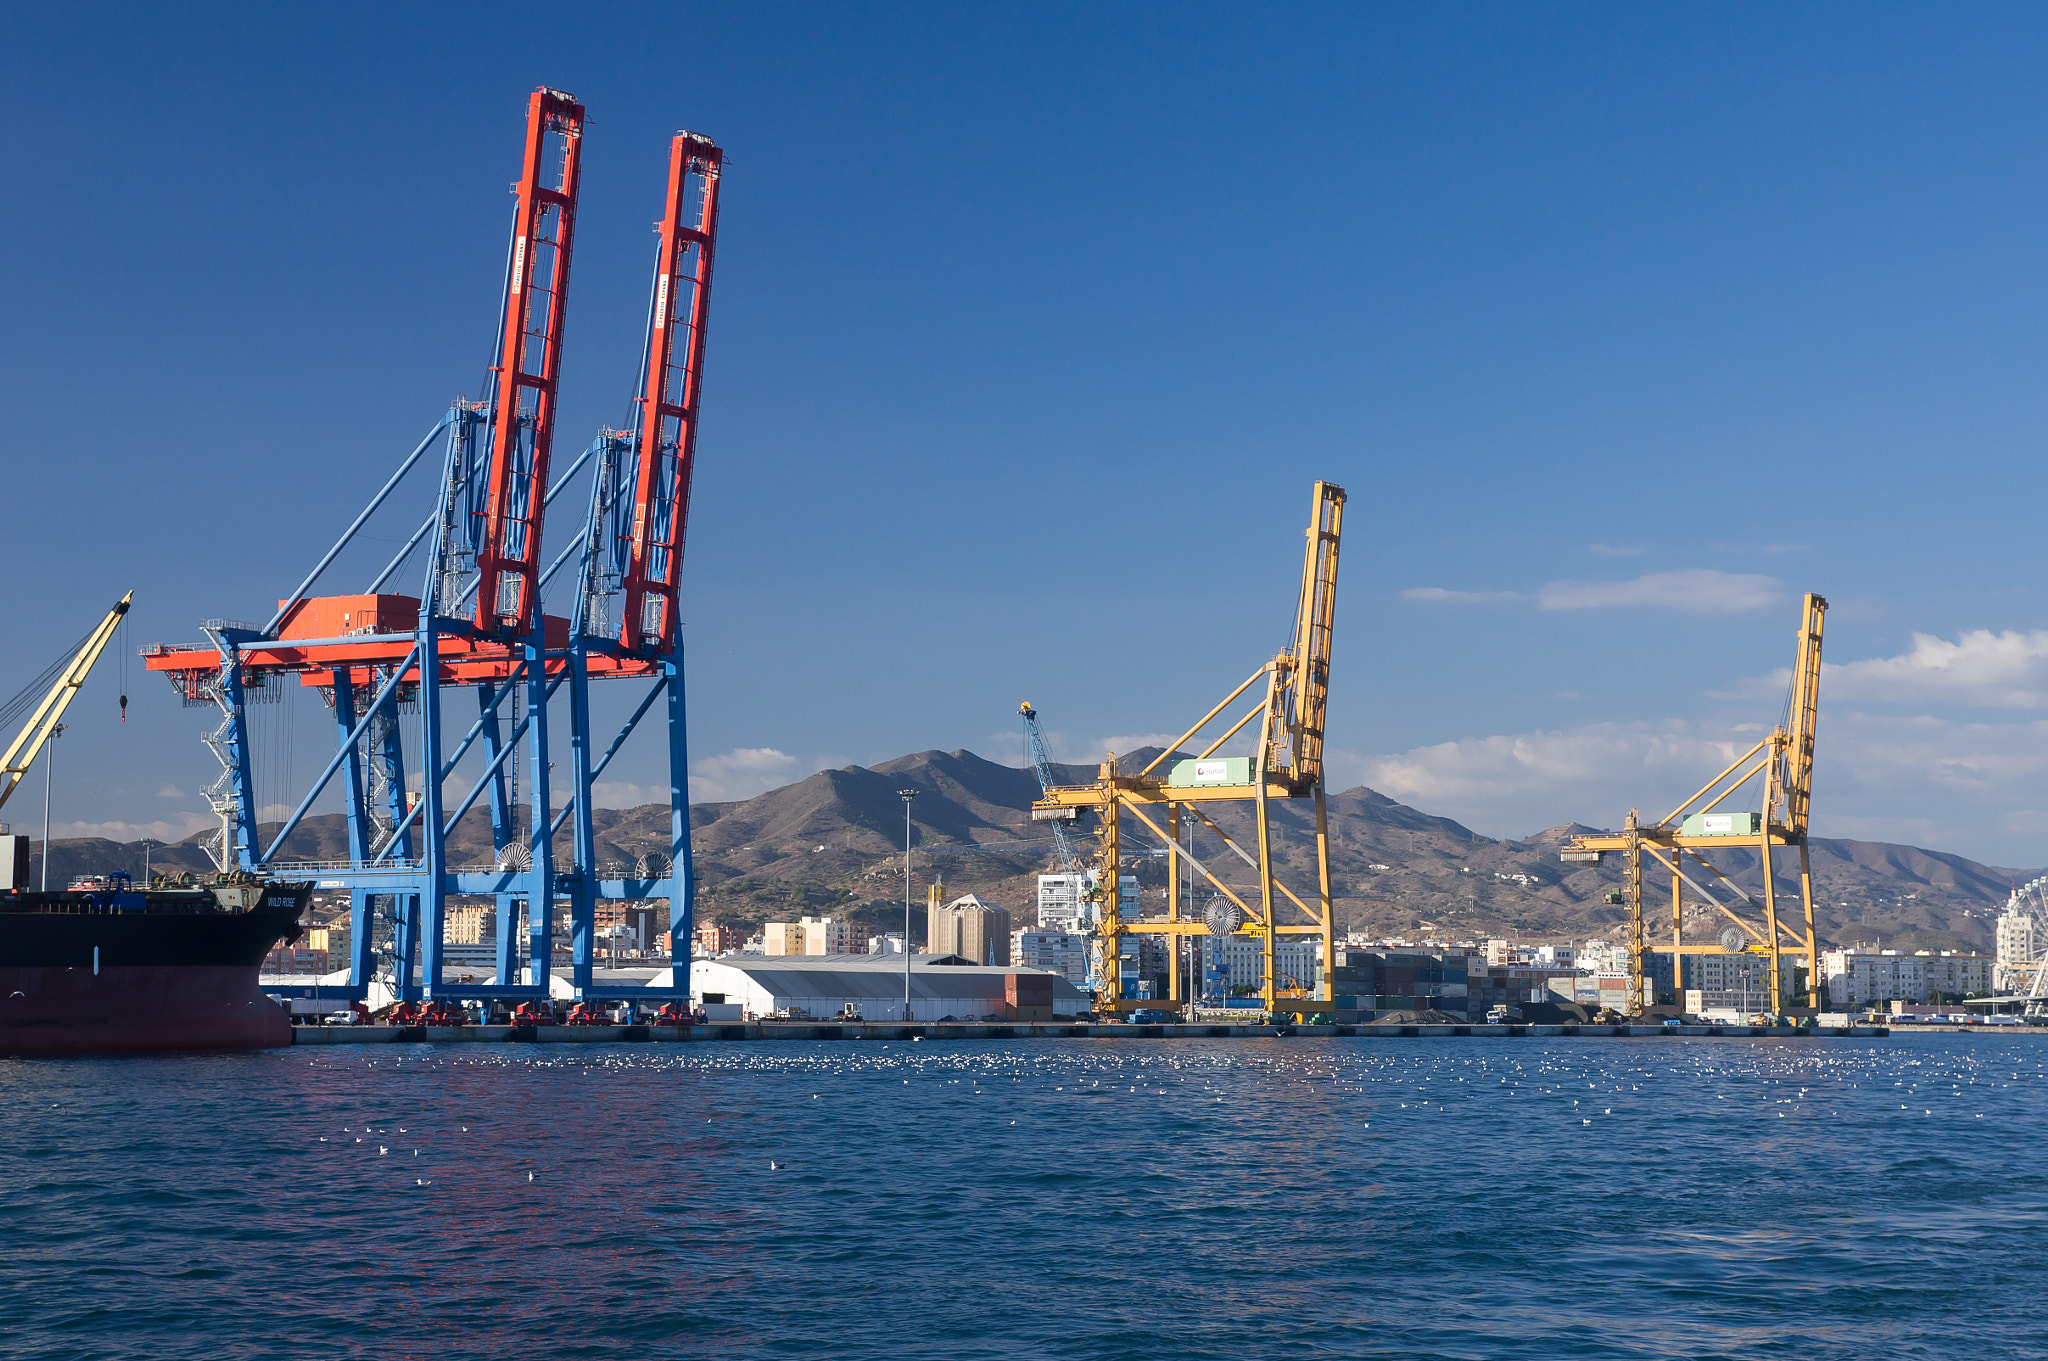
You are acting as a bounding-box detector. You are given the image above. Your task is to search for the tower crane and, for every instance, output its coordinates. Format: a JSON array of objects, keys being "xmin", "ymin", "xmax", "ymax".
[
  {"xmin": 1019, "ymin": 703, "xmax": 1083, "ymax": 874},
  {"xmin": 0, "ymin": 592, "xmax": 132, "ymax": 814},
  {"xmin": 1561, "ymin": 593, "xmax": 1829, "ymax": 1016}
]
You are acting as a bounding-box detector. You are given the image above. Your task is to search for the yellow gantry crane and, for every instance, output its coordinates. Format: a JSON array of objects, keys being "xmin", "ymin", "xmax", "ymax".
[
  {"xmin": 1034, "ymin": 483, "xmax": 1345, "ymax": 1014},
  {"xmin": 0, "ymin": 591, "xmax": 134, "ymax": 813},
  {"xmin": 1562, "ymin": 593, "xmax": 1828, "ymax": 1015}
]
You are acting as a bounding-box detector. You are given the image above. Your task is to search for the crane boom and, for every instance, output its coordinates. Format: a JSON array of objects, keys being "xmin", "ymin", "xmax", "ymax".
[
  {"xmin": 1019, "ymin": 703, "xmax": 1083, "ymax": 873},
  {"xmin": 1780, "ymin": 593, "xmax": 1827, "ymax": 836},
  {"xmin": 0, "ymin": 592, "xmax": 132, "ymax": 812},
  {"xmin": 618, "ymin": 132, "xmax": 722, "ymax": 655},
  {"xmin": 1275, "ymin": 482, "xmax": 1345, "ymax": 785},
  {"xmin": 473, "ymin": 87, "xmax": 585, "ymax": 636}
]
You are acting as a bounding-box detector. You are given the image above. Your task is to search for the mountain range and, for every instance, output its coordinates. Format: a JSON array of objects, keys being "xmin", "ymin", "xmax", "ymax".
[{"xmin": 39, "ymin": 747, "xmax": 2032, "ymax": 955}]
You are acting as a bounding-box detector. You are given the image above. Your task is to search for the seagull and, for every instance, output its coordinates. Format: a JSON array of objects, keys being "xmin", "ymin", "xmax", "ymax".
[
  {"xmin": 379, "ymin": 1146, "xmax": 389, "ymax": 1155},
  {"xmin": 769, "ymin": 1161, "xmax": 783, "ymax": 1171},
  {"xmin": 527, "ymin": 1172, "xmax": 534, "ymax": 1181}
]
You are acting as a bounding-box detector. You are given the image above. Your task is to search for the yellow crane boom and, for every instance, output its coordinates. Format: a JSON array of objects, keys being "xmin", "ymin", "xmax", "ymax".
[{"xmin": 0, "ymin": 591, "xmax": 133, "ymax": 813}]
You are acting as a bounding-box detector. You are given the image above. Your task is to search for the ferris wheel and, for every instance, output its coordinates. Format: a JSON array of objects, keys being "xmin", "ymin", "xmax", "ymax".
[{"xmin": 2004, "ymin": 877, "xmax": 2048, "ymax": 1015}]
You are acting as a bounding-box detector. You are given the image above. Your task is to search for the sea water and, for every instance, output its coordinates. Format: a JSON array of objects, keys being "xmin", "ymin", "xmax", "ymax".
[{"xmin": 4, "ymin": 1033, "xmax": 2045, "ymax": 1359}]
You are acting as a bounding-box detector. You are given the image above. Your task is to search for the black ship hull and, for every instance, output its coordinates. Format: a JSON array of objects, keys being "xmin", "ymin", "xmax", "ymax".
[{"xmin": 0, "ymin": 883, "xmax": 307, "ymax": 1056}]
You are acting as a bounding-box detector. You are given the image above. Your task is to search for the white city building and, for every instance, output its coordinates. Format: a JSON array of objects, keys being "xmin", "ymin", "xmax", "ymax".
[
  {"xmin": 1198, "ymin": 934, "xmax": 1319, "ymax": 992},
  {"xmin": 1012, "ymin": 928, "xmax": 1088, "ymax": 987},
  {"xmin": 1997, "ymin": 912, "xmax": 2037, "ymax": 991},
  {"xmin": 1821, "ymin": 948, "xmax": 1992, "ymax": 1006},
  {"xmin": 1036, "ymin": 872, "xmax": 1139, "ymax": 933},
  {"xmin": 1686, "ymin": 952, "xmax": 1776, "ymax": 1016}
]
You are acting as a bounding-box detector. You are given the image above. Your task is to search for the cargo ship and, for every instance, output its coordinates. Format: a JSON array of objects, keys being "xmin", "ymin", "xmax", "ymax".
[{"xmin": 0, "ymin": 872, "xmax": 308, "ymax": 1056}]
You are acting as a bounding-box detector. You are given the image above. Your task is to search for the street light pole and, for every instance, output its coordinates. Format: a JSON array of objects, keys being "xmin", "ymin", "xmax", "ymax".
[
  {"xmin": 899, "ymin": 788, "xmax": 918, "ymax": 1022},
  {"xmin": 40, "ymin": 723, "xmax": 63, "ymax": 892}
]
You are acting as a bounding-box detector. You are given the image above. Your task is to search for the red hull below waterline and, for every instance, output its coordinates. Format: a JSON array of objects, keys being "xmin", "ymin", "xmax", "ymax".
[{"xmin": 0, "ymin": 965, "xmax": 292, "ymax": 1055}]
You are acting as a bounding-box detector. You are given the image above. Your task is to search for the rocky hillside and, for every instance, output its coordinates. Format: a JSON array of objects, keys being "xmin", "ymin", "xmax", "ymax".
[{"xmin": 41, "ymin": 747, "xmax": 2034, "ymax": 954}]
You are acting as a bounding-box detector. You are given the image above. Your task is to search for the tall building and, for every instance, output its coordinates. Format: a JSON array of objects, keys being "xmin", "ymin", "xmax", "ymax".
[
  {"xmin": 1997, "ymin": 912, "xmax": 2037, "ymax": 991},
  {"xmin": 1036, "ymin": 872, "xmax": 1138, "ymax": 933},
  {"xmin": 445, "ymin": 903, "xmax": 496, "ymax": 945},
  {"xmin": 927, "ymin": 894, "xmax": 1012, "ymax": 966}
]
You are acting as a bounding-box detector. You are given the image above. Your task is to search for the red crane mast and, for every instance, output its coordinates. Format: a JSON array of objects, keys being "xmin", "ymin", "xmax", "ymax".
[
  {"xmin": 618, "ymin": 132, "xmax": 722, "ymax": 654},
  {"xmin": 474, "ymin": 87, "xmax": 585, "ymax": 636}
]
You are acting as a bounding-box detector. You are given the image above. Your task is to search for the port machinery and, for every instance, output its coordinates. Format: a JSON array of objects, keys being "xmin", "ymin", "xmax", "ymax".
[
  {"xmin": 0, "ymin": 592, "xmax": 133, "ymax": 816},
  {"xmin": 142, "ymin": 89, "xmax": 723, "ymax": 1007},
  {"xmin": 1560, "ymin": 593, "xmax": 1829, "ymax": 1016},
  {"xmin": 1033, "ymin": 482, "xmax": 1345, "ymax": 1015}
]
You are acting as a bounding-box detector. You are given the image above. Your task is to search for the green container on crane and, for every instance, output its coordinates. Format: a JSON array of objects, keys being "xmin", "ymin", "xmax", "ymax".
[{"xmin": 1168, "ymin": 757, "xmax": 1254, "ymax": 787}]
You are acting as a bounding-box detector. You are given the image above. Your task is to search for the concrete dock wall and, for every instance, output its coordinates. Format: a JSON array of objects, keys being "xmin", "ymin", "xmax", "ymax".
[{"xmin": 291, "ymin": 1021, "xmax": 1893, "ymax": 1044}]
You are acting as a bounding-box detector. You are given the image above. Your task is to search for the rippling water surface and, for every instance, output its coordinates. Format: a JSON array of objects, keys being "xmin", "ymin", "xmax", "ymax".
[{"xmin": 5, "ymin": 1033, "xmax": 2046, "ymax": 1359}]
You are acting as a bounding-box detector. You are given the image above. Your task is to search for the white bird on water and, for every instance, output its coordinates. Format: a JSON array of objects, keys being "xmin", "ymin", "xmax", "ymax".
[
  {"xmin": 527, "ymin": 1171, "xmax": 534, "ymax": 1181},
  {"xmin": 379, "ymin": 1146, "xmax": 388, "ymax": 1155},
  {"xmin": 769, "ymin": 1161, "xmax": 783, "ymax": 1171}
]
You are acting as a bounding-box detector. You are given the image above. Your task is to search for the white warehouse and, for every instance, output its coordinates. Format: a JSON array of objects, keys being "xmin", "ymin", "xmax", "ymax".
[{"xmin": 688, "ymin": 954, "xmax": 1087, "ymax": 1022}]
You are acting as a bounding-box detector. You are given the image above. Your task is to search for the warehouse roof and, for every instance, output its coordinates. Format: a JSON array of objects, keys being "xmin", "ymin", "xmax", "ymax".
[{"xmin": 692, "ymin": 954, "xmax": 1084, "ymax": 1003}]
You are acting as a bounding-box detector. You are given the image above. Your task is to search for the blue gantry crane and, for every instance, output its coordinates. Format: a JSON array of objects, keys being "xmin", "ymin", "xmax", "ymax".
[{"xmin": 144, "ymin": 91, "xmax": 723, "ymax": 1010}]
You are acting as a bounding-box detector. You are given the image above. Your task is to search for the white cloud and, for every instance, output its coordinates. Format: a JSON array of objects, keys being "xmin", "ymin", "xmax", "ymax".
[
  {"xmin": 1332, "ymin": 708, "xmax": 2048, "ymax": 859},
  {"xmin": 1401, "ymin": 586, "xmax": 1525, "ymax": 604},
  {"xmin": 53, "ymin": 812, "xmax": 214, "ymax": 843},
  {"xmin": 155, "ymin": 784, "xmax": 185, "ymax": 798},
  {"xmin": 1536, "ymin": 570, "xmax": 1780, "ymax": 613},
  {"xmin": 1404, "ymin": 570, "xmax": 1780, "ymax": 614},
  {"xmin": 1824, "ymin": 629, "xmax": 2048, "ymax": 709},
  {"xmin": 688, "ymin": 747, "xmax": 804, "ymax": 803},
  {"xmin": 1341, "ymin": 721, "xmax": 1750, "ymax": 832},
  {"xmin": 591, "ymin": 780, "xmax": 669, "ymax": 807}
]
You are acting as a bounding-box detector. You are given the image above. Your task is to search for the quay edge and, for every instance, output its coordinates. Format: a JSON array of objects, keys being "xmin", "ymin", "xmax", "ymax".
[{"xmin": 289, "ymin": 1021, "xmax": 1896, "ymax": 1044}]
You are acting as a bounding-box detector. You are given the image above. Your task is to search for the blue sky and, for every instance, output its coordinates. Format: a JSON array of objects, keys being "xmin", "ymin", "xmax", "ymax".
[{"xmin": 8, "ymin": 3, "xmax": 2048, "ymax": 865}]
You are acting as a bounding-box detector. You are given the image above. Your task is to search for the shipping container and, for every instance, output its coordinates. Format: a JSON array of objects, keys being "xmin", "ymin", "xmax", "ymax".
[
  {"xmin": 1681, "ymin": 811, "xmax": 1763, "ymax": 837},
  {"xmin": 1167, "ymin": 756, "xmax": 1255, "ymax": 787}
]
